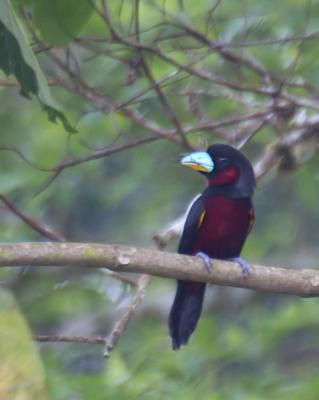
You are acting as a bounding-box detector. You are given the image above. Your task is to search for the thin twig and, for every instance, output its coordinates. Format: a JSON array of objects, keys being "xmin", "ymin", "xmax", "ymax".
[
  {"xmin": 0, "ymin": 194, "xmax": 64, "ymax": 241},
  {"xmin": 32, "ymin": 133, "xmax": 159, "ymax": 196},
  {"xmin": 0, "ymin": 145, "xmax": 53, "ymax": 172},
  {"xmin": 0, "ymin": 194, "xmax": 137, "ymax": 286},
  {"xmin": 104, "ymin": 274, "xmax": 150, "ymax": 357},
  {"xmin": 140, "ymin": 56, "xmax": 191, "ymax": 148},
  {"xmin": 34, "ymin": 335, "xmax": 105, "ymax": 345}
]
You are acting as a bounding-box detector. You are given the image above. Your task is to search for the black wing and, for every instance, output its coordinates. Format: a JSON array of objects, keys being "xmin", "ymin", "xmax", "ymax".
[{"xmin": 178, "ymin": 195, "xmax": 205, "ymax": 255}]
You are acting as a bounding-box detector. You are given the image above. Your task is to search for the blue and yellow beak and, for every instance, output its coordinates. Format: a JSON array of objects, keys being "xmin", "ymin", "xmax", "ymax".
[{"xmin": 181, "ymin": 151, "xmax": 214, "ymax": 173}]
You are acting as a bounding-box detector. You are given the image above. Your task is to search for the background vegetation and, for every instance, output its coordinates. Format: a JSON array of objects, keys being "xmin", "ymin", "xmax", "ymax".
[{"xmin": 1, "ymin": 0, "xmax": 319, "ymax": 399}]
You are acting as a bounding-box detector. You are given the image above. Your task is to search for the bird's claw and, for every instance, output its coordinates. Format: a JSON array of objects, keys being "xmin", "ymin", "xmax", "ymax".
[
  {"xmin": 228, "ymin": 257, "xmax": 250, "ymax": 277},
  {"xmin": 196, "ymin": 252, "xmax": 213, "ymax": 273}
]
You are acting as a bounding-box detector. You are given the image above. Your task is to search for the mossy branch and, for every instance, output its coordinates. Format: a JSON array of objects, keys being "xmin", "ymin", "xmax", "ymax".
[{"xmin": 1, "ymin": 242, "xmax": 319, "ymax": 297}]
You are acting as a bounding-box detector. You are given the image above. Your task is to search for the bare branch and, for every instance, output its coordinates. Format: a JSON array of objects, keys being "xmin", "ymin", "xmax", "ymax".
[
  {"xmin": 0, "ymin": 194, "xmax": 64, "ymax": 241},
  {"xmin": 139, "ymin": 56, "xmax": 191, "ymax": 148},
  {"xmin": 215, "ymin": 31, "xmax": 319, "ymax": 48},
  {"xmin": 0, "ymin": 145, "xmax": 53, "ymax": 172},
  {"xmin": 32, "ymin": 133, "xmax": 160, "ymax": 196},
  {"xmin": 34, "ymin": 335, "xmax": 105, "ymax": 345},
  {"xmin": 104, "ymin": 274, "xmax": 150, "ymax": 357},
  {"xmin": 174, "ymin": 20, "xmax": 273, "ymax": 87}
]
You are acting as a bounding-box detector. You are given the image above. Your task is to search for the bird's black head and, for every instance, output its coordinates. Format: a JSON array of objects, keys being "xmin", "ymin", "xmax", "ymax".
[{"xmin": 181, "ymin": 144, "xmax": 255, "ymax": 197}]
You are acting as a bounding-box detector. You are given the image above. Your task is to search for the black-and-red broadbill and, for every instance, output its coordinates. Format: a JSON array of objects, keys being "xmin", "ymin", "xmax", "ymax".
[{"xmin": 169, "ymin": 144, "xmax": 255, "ymax": 350}]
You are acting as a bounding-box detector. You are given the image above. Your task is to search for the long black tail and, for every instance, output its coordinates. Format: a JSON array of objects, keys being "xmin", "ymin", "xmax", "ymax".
[{"xmin": 168, "ymin": 280, "xmax": 206, "ymax": 350}]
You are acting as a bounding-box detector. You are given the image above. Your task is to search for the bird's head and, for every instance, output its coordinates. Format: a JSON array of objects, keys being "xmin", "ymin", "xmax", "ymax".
[{"xmin": 181, "ymin": 144, "xmax": 255, "ymax": 196}]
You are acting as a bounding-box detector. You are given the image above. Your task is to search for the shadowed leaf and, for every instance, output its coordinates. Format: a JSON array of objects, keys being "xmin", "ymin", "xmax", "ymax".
[
  {"xmin": 0, "ymin": 0, "xmax": 76, "ymax": 132},
  {"xmin": 33, "ymin": 0, "xmax": 93, "ymax": 46}
]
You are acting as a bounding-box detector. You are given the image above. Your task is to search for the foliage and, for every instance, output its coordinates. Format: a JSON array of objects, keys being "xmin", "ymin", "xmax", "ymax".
[
  {"xmin": 0, "ymin": 0, "xmax": 319, "ymax": 399},
  {"xmin": 0, "ymin": 0, "xmax": 75, "ymax": 131},
  {"xmin": 0, "ymin": 287, "xmax": 47, "ymax": 400}
]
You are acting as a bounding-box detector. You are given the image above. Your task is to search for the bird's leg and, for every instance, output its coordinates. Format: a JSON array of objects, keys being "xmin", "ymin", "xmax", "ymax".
[
  {"xmin": 227, "ymin": 257, "xmax": 250, "ymax": 277},
  {"xmin": 196, "ymin": 252, "xmax": 213, "ymax": 273}
]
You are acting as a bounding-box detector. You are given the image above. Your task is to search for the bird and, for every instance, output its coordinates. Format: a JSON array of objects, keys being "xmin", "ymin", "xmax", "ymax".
[{"xmin": 169, "ymin": 144, "xmax": 256, "ymax": 350}]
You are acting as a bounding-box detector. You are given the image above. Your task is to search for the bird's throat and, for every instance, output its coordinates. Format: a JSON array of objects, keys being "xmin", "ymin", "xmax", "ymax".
[{"xmin": 207, "ymin": 165, "xmax": 239, "ymax": 187}]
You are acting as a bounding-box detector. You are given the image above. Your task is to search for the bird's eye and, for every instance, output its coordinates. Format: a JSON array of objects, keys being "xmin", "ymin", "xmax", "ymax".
[{"xmin": 218, "ymin": 157, "xmax": 230, "ymax": 168}]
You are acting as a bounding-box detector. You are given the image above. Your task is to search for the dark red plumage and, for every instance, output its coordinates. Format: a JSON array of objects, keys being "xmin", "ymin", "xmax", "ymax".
[
  {"xmin": 192, "ymin": 195, "xmax": 252, "ymax": 258},
  {"xmin": 169, "ymin": 144, "xmax": 255, "ymax": 350}
]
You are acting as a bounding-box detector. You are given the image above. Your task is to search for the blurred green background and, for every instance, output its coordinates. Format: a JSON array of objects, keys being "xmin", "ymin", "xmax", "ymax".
[{"xmin": 1, "ymin": 0, "xmax": 319, "ymax": 399}]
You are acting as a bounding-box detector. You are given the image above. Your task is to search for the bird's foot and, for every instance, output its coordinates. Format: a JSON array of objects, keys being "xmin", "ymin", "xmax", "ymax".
[
  {"xmin": 196, "ymin": 252, "xmax": 213, "ymax": 273},
  {"xmin": 228, "ymin": 257, "xmax": 250, "ymax": 278}
]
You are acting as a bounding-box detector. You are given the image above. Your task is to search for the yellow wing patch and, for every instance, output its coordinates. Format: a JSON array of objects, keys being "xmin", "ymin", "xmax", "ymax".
[
  {"xmin": 248, "ymin": 208, "xmax": 255, "ymax": 232},
  {"xmin": 198, "ymin": 210, "xmax": 206, "ymax": 228}
]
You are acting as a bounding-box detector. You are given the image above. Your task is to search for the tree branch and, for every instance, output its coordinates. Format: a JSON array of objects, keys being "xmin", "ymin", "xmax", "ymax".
[
  {"xmin": 103, "ymin": 274, "xmax": 150, "ymax": 356},
  {"xmin": 34, "ymin": 335, "xmax": 105, "ymax": 345},
  {"xmin": 0, "ymin": 194, "xmax": 64, "ymax": 241},
  {"xmin": 1, "ymin": 242, "xmax": 319, "ymax": 297}
]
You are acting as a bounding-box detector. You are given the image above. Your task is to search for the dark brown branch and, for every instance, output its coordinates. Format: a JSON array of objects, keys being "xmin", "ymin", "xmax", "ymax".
[
  {"xmin": 58, "ymin": 75, "xmax": 273, "ymax": 136},
  {"xmin": 21, "ymin": 9, "xmax": 183, "ymax": 147},
  {"xmin": 0, "ymin": 194, "xmax": 64, "ymax": 241},
  {"xmin": 91, "ymin": 1, "xmax": 274, "ymax": 94},
  {"xmin": 86, "ymin": 3, "xmax": 319, "ymax": 110},
  {"xmin": 139, "ymin": 56, "xmax": 191, "ymax": 148},
  {"xmin": 32, "ymin": 133, "xmax": 160, "ymax": 196},
  {"xmin": 174, "ymin": 20, "xmax": 273, "ymax": 86}
]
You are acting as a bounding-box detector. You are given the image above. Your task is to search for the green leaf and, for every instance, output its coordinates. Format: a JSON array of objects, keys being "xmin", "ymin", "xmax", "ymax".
[
  {"xmin": 0, "ymin": 0, "xmax": 76, "ymax": 132},
  {"xmin": 33, "ymin": 0, "xmax": 93, "ymax": 46},
  {"xmin": 0, "ymin": 287, "xmax": 48, "ymax": 400}
]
